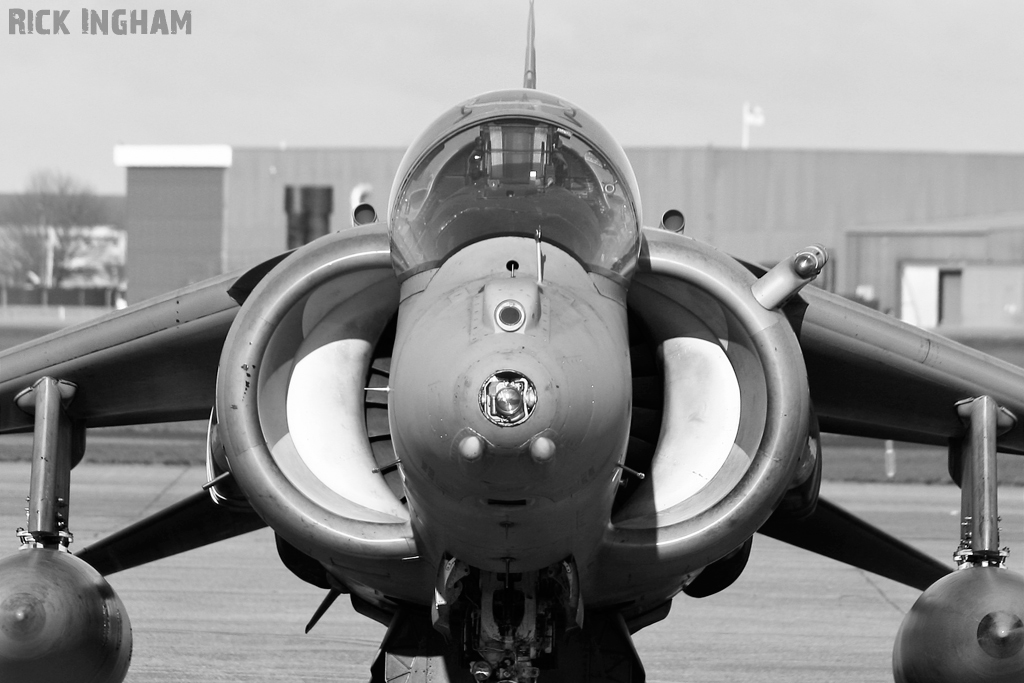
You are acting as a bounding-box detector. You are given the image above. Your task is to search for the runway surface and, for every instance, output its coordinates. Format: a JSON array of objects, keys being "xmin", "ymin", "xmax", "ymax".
[{"xmin": 0, "ymin": 462, "xmax": 1021, "ymax": 683}]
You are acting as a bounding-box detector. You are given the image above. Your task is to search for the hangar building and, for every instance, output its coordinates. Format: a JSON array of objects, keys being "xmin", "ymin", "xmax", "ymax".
[{"xmin": 115, "ymin": 145, "xmax": 1024, "ymax": 332}]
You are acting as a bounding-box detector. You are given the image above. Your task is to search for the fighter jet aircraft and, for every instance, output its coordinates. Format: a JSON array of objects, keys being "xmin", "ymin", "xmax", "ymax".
[{"xmin": 1, "ymin": 5, "xmax": 1023, "ymax": 683}]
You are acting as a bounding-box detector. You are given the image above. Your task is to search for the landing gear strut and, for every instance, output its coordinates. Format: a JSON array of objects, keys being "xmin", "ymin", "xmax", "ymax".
[
  {"xmin": 893, "ymin": 395, "xmax": 1024, "ymax": 683},
  {"xmin": 372, "ymin": 556, "xmax": 641, "ymax": 682},
  {"xmin": 0, "ymin": 377, "xmax": 133, "ymax": 683},
  {"xmin": 435, "ymin": 557, "xmax": 581, "ymax": 682}
]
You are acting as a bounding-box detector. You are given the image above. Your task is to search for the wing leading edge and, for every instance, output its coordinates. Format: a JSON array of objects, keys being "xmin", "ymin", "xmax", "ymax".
[
  {"xmin": 789, "ymin": 286, "xmax": 1024, "ymax": 453},
  {"xmin": 0, "ymin": 271, "xmax": 241, "ymax": 433}
]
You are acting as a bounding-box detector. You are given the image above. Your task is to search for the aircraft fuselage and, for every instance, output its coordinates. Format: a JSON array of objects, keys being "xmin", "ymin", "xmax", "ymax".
[{"xmin": 390, "ymin": 236, "xmax": 631, "ymax": 574}]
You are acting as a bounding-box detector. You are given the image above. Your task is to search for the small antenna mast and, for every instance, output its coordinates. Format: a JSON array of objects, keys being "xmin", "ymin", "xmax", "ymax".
[
  {"xmin": 523, "ymin": 0, "xmax": 536, "ymax": 89},
  {"xmin": 535, "ymin": 228, "xmax": 543, "ymax": 284}
]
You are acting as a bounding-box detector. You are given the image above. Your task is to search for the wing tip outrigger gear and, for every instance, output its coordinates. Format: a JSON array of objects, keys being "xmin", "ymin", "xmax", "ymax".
[
  {"xmin": 0, "ymin": 377, "xmax": 133, "ymax": 683},
  {"xmin": 892, "ymin": 394, "xmax": 1024, "ymax": 683}
]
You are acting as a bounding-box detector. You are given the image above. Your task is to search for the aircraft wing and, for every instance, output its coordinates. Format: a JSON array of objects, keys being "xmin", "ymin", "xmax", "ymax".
[
  {"xmin": 790, "ymin": 286, "xmax": 1024, "ymax": 452},
  {"xmin": 0, "ymin": 247, "xmax": 293, "ymax": 435},
  {"xmin": 0, "ymin": 258, "xmax": 291, "ymax": 576},
  {"xmin": 0, "ymin": 273, "xmax": 240, "ymax": 433},
  {"xmin": 75, "ymin": 489, "xmax": 267, "ymax": 576},
  {"xmin": 750, "ymin": 282, "xmax": 1024, "ymax": 593}
]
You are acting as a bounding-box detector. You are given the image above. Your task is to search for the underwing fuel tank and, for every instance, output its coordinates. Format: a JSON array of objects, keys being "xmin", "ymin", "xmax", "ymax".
[
  {"xmin": 895, "ymin": 397, "xmax": 1024, "ymax": 683},
  {"xmin": 0, "ymin": 377, "xmax": 132, "ymax": 683},
  {"xmin": 893, "ymin": 566, "xmax": 1024, "ymax": 683},
  {"xmin": 0, "ymin": 548, "xmax": 132, "ymax": 683}
]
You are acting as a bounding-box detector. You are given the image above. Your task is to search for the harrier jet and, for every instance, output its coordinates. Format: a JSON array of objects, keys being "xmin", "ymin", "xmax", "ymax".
[{"xmin": 1, "ymin": 5, "xmax": 1022, "ymax": 682}]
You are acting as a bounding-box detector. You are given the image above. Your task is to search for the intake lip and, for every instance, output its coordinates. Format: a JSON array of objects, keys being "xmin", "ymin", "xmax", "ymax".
[{"xmin": 217, "ymin": 225, "xmax": 418, "ymax": 565}]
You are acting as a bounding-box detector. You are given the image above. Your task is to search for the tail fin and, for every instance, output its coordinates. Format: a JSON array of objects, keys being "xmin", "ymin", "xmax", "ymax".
[{"xmin": 523, "ymin": 0, "xmax": 536, "ymax": 89}]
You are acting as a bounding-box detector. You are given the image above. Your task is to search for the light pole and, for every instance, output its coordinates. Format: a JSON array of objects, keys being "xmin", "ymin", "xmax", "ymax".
[{"xmin": 742, "ymin": 102, "xmax": 765, "ymax": 149}]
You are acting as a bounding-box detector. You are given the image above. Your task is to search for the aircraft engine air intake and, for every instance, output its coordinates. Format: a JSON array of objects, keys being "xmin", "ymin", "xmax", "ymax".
[
  {"xmin": 590, "ymin": 228, "xmax": 817, "ymax": 601},
  {"xmin": 215, "ymin": 226, "xmax": 419, "ymax": 581}
]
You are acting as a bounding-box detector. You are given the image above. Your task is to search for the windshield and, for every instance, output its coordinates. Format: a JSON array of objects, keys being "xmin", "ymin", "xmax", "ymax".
[{"xmin": 390, "ymin": 117, "xmax": 640, "ymax": 282}]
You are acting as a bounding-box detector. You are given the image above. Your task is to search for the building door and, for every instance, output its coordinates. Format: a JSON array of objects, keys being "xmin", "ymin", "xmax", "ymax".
[
  {"xmin": 901, "ymin": 264, "xmax": 1024, "ymax": 328},
  {"xmin": 900, "ymin": 265, "xmax": 940, "ymax": 328}
]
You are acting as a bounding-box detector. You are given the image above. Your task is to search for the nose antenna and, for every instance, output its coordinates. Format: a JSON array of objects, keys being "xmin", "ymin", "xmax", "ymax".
[
  {"xmin": 535, "ymin": 228, "xmax": 543, "ymax": 284},
  {"xmin": 523, "ymin": 0, "xmax": 536, "ymax": 89}
]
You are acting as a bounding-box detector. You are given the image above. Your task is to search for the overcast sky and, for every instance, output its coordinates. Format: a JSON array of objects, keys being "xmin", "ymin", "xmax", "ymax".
[{"xmin": 3, "ymin": 0, "xmax": 1024, "ymax": 194}]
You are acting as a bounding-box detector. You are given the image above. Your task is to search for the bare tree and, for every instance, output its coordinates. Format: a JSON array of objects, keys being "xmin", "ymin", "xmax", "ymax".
[{"xmin": 0, "ymin": 170, "xmax": 111, "ymax": 288}]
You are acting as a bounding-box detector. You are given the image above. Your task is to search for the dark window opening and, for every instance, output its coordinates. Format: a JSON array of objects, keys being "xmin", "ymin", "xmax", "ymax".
[
  {"xmin": 285, "ymin": 186, "xmax": 333, "ymax": 248},
  {"xmin": 938, "ymin": 269, "xmax": 963, "ymax": 326},
  {"xmin": 486, "ymin": 498, "xmax": 528, "ymax": 507}
]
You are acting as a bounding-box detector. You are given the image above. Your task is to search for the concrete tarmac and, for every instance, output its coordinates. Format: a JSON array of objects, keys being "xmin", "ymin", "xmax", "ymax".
[{"xmin": 1, "ymin": 462, "xmax": 1021, "ymax": 683}]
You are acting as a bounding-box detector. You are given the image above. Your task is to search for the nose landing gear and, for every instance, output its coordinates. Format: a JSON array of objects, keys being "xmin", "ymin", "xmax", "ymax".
[
  {"xmin": 373, "ymin": 556, "xmax": 642, "ymax": 682},
  {"xmin": 434, "ymin": 557, "xmax": 581, "ymax": 682}
]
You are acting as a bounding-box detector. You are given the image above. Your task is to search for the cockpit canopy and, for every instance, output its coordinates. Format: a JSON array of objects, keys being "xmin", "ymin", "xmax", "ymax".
[{"xmin": 389, "ymin": 91, "xmax": 641, "ymax": 283}]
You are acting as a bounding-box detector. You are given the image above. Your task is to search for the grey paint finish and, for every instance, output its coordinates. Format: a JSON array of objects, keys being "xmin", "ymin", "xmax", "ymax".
[{"xmin": 627, "ymin": 148, "xmax": 1024, "ymax": 274}]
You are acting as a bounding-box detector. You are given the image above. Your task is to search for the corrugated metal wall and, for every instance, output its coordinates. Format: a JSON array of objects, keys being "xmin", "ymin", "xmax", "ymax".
[
  {"xmin": 223, "ymin": 148, "xmax": 405, "ymax": 272},
  {"xmin": 134, "ymin": 147, "xmax": 1024, "ymax": 305},
  {"xmin": 125, "ymin": 167, "xmax": 225, "ymax": 303},
  {"xmin": 627, "ymin": 148, "xmax": 1024, "ymax": 284}
]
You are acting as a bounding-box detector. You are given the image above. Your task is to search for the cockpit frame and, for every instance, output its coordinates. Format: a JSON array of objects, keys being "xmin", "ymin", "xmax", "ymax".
[{"xmin": 388, "ymin": 90, "xmax": 643, "ymax": 284}]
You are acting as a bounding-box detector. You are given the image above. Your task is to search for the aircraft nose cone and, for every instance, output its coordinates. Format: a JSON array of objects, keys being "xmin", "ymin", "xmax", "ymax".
[{"xmin": 978, "ymin": 611, "xmax": 1024, "ymax": 659}]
